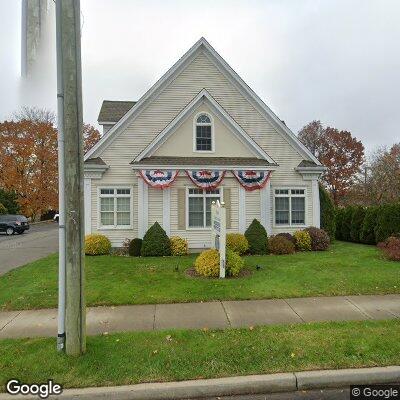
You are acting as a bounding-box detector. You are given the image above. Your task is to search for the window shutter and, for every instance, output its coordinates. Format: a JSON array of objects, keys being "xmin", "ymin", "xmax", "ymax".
[
  {"xmin": 178, "ymin": 189, "xmax": 186, "ymax": 230},
  {"xmin": 224, "ymin": 188, "xmax": 232, "ymax": 229}
]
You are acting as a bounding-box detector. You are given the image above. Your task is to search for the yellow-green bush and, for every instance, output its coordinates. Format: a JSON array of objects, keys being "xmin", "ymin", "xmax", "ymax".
[
  {"xmin": 293, "ymin": 230, "xmax": 312, "ymax": 251},
  {"xmin": 85, "ymin": 234, "xmax": 111, "ymax": 255},
  {"xmin": 170, "ymin": 236, "xmax": 188, "ymax": 256},
  {"xmin": 194, "ymin": 249, "xmax": 244, "ymax": 277},
  {"xmin": 226, "ymin": 249, "xmax": 244, "ymax": 276},
  {"xmin": 226, "ymin": 233, "xmax": 249, "ymax": 255}
]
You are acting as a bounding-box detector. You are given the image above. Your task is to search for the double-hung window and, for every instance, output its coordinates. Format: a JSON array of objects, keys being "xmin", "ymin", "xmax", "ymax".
[
  {"xmin": 99, "ymin": 188, "xmax": 132, "ymax": 228},
  {"xmin": 274, "ymin": 188, "xmax": 306, "ymax": 226},
  {"xmin": 194, "ymin": 113, "xmax": 213, "ymax": 152},
  {"xmin": 187, "ymin": 188, "xmax": 221, "ymax": 228}
]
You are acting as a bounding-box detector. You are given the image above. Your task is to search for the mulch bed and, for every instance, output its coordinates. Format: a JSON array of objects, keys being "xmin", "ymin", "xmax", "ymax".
[{"xmin": 185, "ymin": 267, "xmax": 252, "ymax": 279}]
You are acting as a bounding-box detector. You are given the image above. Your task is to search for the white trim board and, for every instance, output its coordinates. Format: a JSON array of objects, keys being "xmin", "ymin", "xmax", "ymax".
[
  {"xmin": 85, "ymin": 38, "xmax": 321, "ymax": 166},
  {"xmin": 134, "ymin": 89, "xmax": 274, "ymax": 163}
]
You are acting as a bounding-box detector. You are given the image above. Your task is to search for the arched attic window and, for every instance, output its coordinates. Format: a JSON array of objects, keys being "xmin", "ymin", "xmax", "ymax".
[{"xmin": 194, "ymin": 113, "xmax": 214, "ymax": 152}]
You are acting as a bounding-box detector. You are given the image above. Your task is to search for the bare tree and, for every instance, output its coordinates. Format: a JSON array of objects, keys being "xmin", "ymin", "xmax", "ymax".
[{"xmin": 13, "ymin": 106, "xmax": 56, "ymax": 125}]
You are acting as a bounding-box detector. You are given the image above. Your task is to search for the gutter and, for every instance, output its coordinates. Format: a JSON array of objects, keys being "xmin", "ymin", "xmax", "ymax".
[{"xmin": 2, "ymin": 366, "xmax": 398, "ymax": 400}]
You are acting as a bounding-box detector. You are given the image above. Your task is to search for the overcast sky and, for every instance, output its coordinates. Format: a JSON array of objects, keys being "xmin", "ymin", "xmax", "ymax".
[{"xmin": 1, "ymin": 0, "xmax": 399, "ymax": 154}]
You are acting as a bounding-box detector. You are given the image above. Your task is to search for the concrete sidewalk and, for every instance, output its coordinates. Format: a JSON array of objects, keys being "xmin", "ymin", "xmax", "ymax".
[{"xmin": 0, "ymin": 294, "xmax": 399, "ymax": 339}]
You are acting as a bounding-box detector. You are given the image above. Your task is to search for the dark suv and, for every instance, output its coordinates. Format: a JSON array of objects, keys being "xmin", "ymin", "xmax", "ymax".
[{"xmin": 0, "ymin": 215, "xmax": 30, "ymax": 235}]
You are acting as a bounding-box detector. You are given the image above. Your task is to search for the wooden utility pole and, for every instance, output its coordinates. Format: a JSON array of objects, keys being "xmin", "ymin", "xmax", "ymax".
[{"xmin": 56, "ymin": 0, "xmax": 86, "ymax": 356}]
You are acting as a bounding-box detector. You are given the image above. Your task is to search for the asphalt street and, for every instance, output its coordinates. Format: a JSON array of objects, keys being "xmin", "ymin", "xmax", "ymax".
[
  {"xmin": 199, "ymin": 387, "xmax": 350, "ymax": 399},
  {"xmin": 0, "ymin": 221, "xmax": 58, "ymax": 275}
]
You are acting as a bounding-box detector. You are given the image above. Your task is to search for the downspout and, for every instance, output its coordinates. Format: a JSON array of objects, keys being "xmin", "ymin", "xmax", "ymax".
[{"xmin": 56, "ymin": 0, "xmax": 66, "ymax": 352}]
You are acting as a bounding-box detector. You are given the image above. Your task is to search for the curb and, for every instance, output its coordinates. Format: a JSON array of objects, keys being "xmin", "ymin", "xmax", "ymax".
[{"xmin": 0, "ymin": 366, "xmax": 399, "ymax": 399}]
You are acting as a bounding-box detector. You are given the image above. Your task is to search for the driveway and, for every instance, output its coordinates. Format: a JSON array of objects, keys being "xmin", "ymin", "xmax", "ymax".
[{"xmin": 0, "ymin": 222, "xmax": 58, "ymax": 275}]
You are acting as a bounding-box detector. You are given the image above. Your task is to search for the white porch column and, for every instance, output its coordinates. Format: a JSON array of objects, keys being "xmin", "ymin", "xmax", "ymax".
[
  {"xmin": 238, "ymin": 186, "xmax": 246, "ymax": 233},
  {"xmin": 162, "ymin": 188, "xmax": 171, "ymax": 236},
  {"xmin": 312, "ymin": 179, "xmax": 320, "ymax": 228},
  {"xmin": 84, "ymin": 178, "xmax": 92, "ymax": 235},
  {"xmin": 138, "ymin": 177, "xmax": 148, "ymax": 238},
  {"xmin": 261, "ymin": 180, "xmax": 272, "ymax": 235}
]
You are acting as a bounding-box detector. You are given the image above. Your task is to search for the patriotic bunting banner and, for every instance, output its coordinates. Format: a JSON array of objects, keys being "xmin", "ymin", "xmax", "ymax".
[
  {"xmin": 186, "ymin": 170, "xmax": 226, "ymax": 189},
  {"xmin": 140, "ymin": 170, "xmax": 178, "ymax": 189},
  {"xmin": 232, "ymin": 170, "xmax": 272, "ymax": 191}
]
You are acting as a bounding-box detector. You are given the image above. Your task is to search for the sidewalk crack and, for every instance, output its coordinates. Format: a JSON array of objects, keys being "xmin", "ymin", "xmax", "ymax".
[
  {"xmin": 0, "ymin": 311, "xmax": 22, "ymax": 332},
  {"xmin": 345, "ymin": 297, "xmax": 372, "ymax": 319},
  {"xmin": 152, "ymin": 304, "xmax": 156, "ymax": 330},
  {"xmin": 283, "ymin": 299, "xmax": 305, "ymax": 323},
  {"xmin": 220, "ymin": 301, "xmax": 232, "ymax": 327}
]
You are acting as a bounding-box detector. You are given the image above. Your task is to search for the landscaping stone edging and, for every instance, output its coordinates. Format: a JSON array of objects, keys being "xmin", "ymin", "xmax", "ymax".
[{"xmin": 0, "ymin": 366, "xmax": 399, "ymax": 399}]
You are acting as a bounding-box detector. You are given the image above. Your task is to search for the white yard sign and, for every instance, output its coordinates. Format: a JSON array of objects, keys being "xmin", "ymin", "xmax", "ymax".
[{"xmin": 211, "ymin": 200, "xmax": 226, "ymax": 278}]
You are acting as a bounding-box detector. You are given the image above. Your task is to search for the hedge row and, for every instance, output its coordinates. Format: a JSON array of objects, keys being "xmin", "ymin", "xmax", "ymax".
[{"xmin": 336, "ymin": 203, "xmax": 400, "ymax": 244}]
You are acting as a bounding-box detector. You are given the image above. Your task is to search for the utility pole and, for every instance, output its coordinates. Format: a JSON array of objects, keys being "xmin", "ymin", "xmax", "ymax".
[{"xmin": 56, "ymin": 0, "xmax": 86, "ymax": 356}]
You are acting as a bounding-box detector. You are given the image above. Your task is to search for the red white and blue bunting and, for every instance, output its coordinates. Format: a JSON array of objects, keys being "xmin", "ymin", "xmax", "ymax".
[
  {"xmin": 140, "ymin": 170, "xmax": 178, "ymax": 189},
  {"xmin": 186, "ymin": 170, "xmax": 226, "ymax": 190},
  {"xmin": 232, "ymin": 170, "xmax": 272, "ymax": 191}
]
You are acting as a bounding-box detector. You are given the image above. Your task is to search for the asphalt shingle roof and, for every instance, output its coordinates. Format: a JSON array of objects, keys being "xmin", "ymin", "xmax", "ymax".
[
  {"xmin": 97, "ymin": 100, "xmax": 136, "ymax": 123},
  {"xmin": 298, "ymin": 160, "xmax": 319, "ymax": 168},
  {"xmin": 84, "ymin": 157, "xmax": 106, "ymax": 165}
]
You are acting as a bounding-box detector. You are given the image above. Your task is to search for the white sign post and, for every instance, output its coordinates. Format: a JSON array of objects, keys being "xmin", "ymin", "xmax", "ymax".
[{"xmin": 211, "ymin": 200, "xmax": 226, "ymax": 278}]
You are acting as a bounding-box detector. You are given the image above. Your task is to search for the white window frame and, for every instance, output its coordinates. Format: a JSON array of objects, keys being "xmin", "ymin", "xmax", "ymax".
[
  {"xmin": 97, "ymin": 186, "xmax": 133, "ymax": 230},
  {"xmin": 186, "ymin": 187, "xmax": 223, "ymax": 230},
  {"xmin": 273, "ymin": 187, "xmax": 307, "ymax": 228},
  {"xmin": 193, "ymin": 112, "xmax": 215, "ymax": 153}
]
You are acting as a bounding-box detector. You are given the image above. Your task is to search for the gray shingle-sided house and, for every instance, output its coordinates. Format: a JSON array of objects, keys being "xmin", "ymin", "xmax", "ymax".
[{"xmin": 84, "ymin": 38, "xmax": 325, "ymax": 249}]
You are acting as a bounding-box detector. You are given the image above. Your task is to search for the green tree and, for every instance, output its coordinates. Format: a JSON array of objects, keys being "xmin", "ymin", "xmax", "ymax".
[
  {"xmin": 0, "ymin": 189, "xmax": 19, "ymax": 214},
  {"xmin": 350, "ymin": 206, "xmax": 366, "ymax": 243},
  {"xmin": 341, "ymin": 206, "xmax": 354, "ymax": 242},
  {"xmin": 360, "ymin": 206, "xmax": 379, "ymax": 244},
  {"xmin": 319, "ymin": 184, "xmax": 336, "ymax": 238}
]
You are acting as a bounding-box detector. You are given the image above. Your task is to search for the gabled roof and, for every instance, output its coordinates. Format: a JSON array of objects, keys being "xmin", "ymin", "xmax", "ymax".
[
  {"xmin": 131, "ymin": 156, "xmax": 277, "ymax": 170},
  {"xmin": 85, "ymin": 38, "xmax": 321, "ymax": 165},
  {"xmin": 134, "ymin": 89, "xmax": 275, "ymax": 163},
  {"xmin": 97, "ymin": 100, "xmax": 136, "ymax": 123}
]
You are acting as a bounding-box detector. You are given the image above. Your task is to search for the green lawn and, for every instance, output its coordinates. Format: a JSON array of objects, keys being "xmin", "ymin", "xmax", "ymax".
[
  {"xmin": 0, "ymin": 241, "xmax": 399, "ymax": 311},
  {"xmin": 1, "ymin": 320, "xmax": 399, "ymax": 391}
]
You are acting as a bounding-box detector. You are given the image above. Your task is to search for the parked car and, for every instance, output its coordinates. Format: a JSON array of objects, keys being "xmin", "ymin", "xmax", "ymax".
[
  {"xmin": 0, "ymin": 215, "xmax": 30, "ymax": 235},
  {"xmin": 54, "ymin": 213, "xmax": 59, "ymax": 223}
]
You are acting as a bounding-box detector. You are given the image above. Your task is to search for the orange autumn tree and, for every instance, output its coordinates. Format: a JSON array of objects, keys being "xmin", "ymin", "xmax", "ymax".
[
  {"xmin": 298, "ymin": 121, "xmax": 364, "ymax": 205},
  {"xmin": 0, "ymin": 119, "xmax": 58, "ymax": 218},
  {"xmin": 0, "ymin": 108, "xmax": 101, "ymax": 219},
  {"xmin": 83, "ymin": 123, "xmax": 101, "ymax": 153}
]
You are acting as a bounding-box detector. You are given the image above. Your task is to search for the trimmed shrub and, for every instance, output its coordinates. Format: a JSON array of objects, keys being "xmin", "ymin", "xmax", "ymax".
[
  {"xmin": 85, "ymin": 234, "xmax": 111, "ymax": 255},
  {"xmin": 226, "ymin": 249, "xmax": 245, "ymax": 276},
  {"xmin": 378, "ymin": 236, "xmax": 400, "ymax": 261},
  {"xmin": 319, "ymin": 185, "xmax": 336, "ymax": 238},
  {"xmin": 276, "ymin": 232, "xmax": 295, "ymax": 245},
  {"xmin": 350, "ymin": 206, "xmax": 366, "ymax": 243},
  {"xmin": 305, "ymin": 227, "xmax": 330, "ymax": 251},
  {"xmin": 294, "ymin": 230, "xmax": 312, "ymax": 251},
  {"xmin": 269, "ymin": 235, "xmax": 295, "ymax": 255},
  {"xmin": 335, "ymin": 208, "xmax": 344, "ymax": 240},
  {"xmin": 141, "ymin": 222, "xmax": 171, "ymax": 257},
  {"xmin": 226, "ymin": 233, "xmax": 249, "ymax": 255},
  {"xmin": 129, "ymin": 238, "xmax": 143, "ymax": 256},
  {"xmin": 194, "ymin": 249, "xmax": 244, "ymax": 277},
  {"xmin": 341, "ymin": 206, "xmax": 354, "ymax": 242},
  {"xmin": 245, "ymin": 219, "xmax": 268, "ymax": 255},
  {"xmin": 170, "ymin": 236, "xmax": 188, "ymax": 256},
  {"xmin": 360, "ymin": 206, "xmax": 379, "ymax": 244},
  {"xmin": 375, "ymin": 203, "xmax": 400, "ymax": 243}
]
